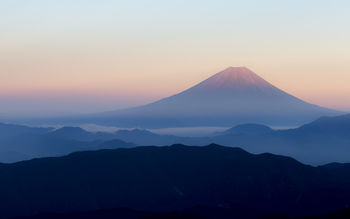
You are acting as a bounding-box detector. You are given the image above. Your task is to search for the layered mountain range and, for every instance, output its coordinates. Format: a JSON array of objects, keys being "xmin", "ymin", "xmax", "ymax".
[{"xmin": 1, "ymin": 114, "xmax": 350, "ymax": 164}]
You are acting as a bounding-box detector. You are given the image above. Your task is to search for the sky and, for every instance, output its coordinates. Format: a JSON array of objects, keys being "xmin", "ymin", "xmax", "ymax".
[{"xmin": 1, "ymin": 0, "xmax": 350, "ymax": 117}]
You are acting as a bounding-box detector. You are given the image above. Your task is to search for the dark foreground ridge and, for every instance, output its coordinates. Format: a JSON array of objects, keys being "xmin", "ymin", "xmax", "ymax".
[
  {"xmin": 263, "ymin": 207, "xmax": 350, "ymax": 219},
  {"xmin": 10, "ymin": 208, "xmax": 207, "ymax": 219},
  {"xmin": 1, "ymin": 144, "xmax": 350, "ymax": 219},
  {"xmin": 10, "ymin": 207, "xmax": 350, "ymax": 219}
]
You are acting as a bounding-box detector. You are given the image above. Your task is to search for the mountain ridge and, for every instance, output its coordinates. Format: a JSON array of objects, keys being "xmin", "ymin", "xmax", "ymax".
[{"xmin": 1, "ymin": 144, "xmax": 350, "ymax": 219}]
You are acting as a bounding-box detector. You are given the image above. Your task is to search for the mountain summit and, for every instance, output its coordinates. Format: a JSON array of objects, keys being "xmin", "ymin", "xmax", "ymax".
[
  {"xmin": 91, "ymin": 67, "xmax": 342, "ymax": 128},
  {"xmin": 191, "ymin": 66, "xmax": 274, "ymax": 92}
]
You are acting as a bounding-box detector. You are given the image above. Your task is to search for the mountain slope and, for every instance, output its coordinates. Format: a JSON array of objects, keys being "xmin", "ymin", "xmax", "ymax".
[
  {"xmin": 91, "ymin": 67, "xmax": 341, "ymax": 128},
  {"xmin": 1, "ymin": 145, "xmax": 350, "ymax": 219}
]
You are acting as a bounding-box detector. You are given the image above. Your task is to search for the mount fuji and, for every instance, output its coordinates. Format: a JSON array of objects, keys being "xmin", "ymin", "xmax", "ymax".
[{"xmin": 90, "ymin": 67, "xmax": 342, "ymax": 128}]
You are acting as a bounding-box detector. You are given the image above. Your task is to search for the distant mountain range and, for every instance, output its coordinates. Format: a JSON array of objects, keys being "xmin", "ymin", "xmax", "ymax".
[
  {"xmin": 82, "ymin": 67, "xmax": 342, "ymax": 128},
  {"xmin": 0, "ymin": 123, "xmax": 134, "ymax": 163},
  {"xmin": 0, "ymin": 114, "xmax": 350, "ymax": 164},
  {"xmin": 104, "ymin": 114, "xmax": 350, "ymax": 164},
  {"xmin": 1, "ymin": 145, "xmax": 350, "ymax": 219}
]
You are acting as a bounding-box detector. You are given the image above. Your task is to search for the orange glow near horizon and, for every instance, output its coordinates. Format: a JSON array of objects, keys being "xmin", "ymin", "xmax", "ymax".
[
  {"xmin": 1, "ymin": 63, "xmax": 349, "ymax": 113},
  {"xmin": 1, "ymin": 1, "xmax": 349, "ymax": 115}
]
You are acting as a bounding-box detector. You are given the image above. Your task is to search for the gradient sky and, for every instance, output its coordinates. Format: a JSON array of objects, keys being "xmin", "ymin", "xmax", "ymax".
[{"xmin": 1, "ymin": 0, "xmax": 350, "ymax": 117}]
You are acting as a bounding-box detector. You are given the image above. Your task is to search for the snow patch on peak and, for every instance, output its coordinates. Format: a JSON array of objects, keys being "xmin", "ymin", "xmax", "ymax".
[{"xmin": 190, "ymin": 66, "xmax": 275, "ymax": 92}]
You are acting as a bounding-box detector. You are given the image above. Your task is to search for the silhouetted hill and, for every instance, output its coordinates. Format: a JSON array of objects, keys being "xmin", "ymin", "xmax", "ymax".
[
  {"xmin": 96, "ymin": 139, "xmax": 136, "ymax": 149},
  {"xmin": 10, "ymin": 206, "xmax": 350, "ymax": 219},
  {"xmin": 263, "ymin": 207, "xmax": 350, "ymax": 219},
  {"xmin": 0, "ymin": 151, "xmax": 31, "ymax": 163},
  {"xmin": 47, "ymin": 127, "xmax": 117, "ymax": 141},
  {"xmin": 211, "ymin": 114, "xmax": 350, "ymax": 164},
  {"xmin": 1, "ymin": 145, "xmax": 350, "ymax": 219},
  {"xmin": 10, "ymin": 208, "xmax": 150, "ymax": 219},
  {"xmin": 0, "ymin": 135, "xmax": 135, "ymax": 163},
  {"xmin": 297, "ymin": 114, "xmax": 350, "ymax": 137},
  {"xmin": 10, "ymin": 208, "xmax": 208, "ymax": 219},
  {"xmin": 113, "ymin": 129, "xmax": 203, "ymax": 146},
  {"xmin": 0, "ymin": 125, "xmax": 135, "ymax": 163},
  {"xmin": 218, "ymin": 124, "xmax": 273, "ymax": 135},
  {"xmin": 0, "ymin": 124, "xmax": 97, "ymax": 162},
  {"xmin": 305, "ymin": 207, "xmax": 350, "ymax": 219},
  {"xmin": 0, "ymin": 134, "xmax": 100, "ymax": 158},
  {"xmin": 0, "ymin": 123, "xmax": 52, "ymax": 139}
]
